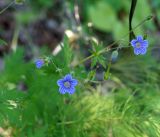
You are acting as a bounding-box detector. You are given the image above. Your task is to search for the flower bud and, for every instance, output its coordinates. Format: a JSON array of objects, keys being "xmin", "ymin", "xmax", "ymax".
[{"xmin": 111, "ymin": 50, "xmax": 118, "ymax": 62}]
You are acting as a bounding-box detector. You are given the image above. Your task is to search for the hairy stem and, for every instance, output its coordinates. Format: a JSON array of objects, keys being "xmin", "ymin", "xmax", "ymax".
[
  {"xmin": 73, "ymin": 15, "xmax": 153, "ymax": 67},
  {"xmin": 0, "ymin": 1, "xmax": 14, "ymax": 15}
]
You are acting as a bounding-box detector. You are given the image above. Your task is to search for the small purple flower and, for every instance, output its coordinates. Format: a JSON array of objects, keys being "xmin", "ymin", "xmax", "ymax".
[
  {"xmin": 35, "ymin": 59, "xmax": 44, "ymax": 69},
  {"xmin": 130, "ymin": 35, "xmax": 149, "ymax": 55},
  {"xmin": 57, "ymin": 74, "xmax": 78, "ymax": 94}
]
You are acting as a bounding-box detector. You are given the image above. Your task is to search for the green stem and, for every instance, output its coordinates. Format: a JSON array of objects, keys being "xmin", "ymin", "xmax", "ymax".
[
  {"xmin": 11, "ymin": 26, "xmax": 20, "ymax": 52},
  {"xmin": 78, "ymin": 54, "xmax": 95, "ymax": 65},
  {"xmin": 0, "ymin": 1, "xmax": 14, "ymax": 15},
  {"xmin": 98, "ymin": 15, "xmax": 153, "ymax": 54},
  {"xmin": 74, "ymin": 46, "xmax": 129, "ymax": 67},
  {"xmin": 50, "ymin": 59, "xmax": 63, "ymax": 76},
  {"xmin": 104, "ymin": 61, "xmax": 112, "ymax": 80},
  {"xmin": 74, "ymin": 15, "xmax": 153, "ymax": 67},
  {"xmin": 57, "ymin": 117, "xmax": 122, "ymax": 125}
]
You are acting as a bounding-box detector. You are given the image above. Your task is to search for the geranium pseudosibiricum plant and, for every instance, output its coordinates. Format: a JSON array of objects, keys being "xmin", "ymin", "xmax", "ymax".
[{"xmin": 35, "ymin": 36, "xmax": 149, "ymax": 94}]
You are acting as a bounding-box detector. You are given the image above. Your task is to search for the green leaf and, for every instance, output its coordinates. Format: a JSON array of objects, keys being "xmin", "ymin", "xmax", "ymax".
[
  {"xmin": 91, "ymin": 56, "xmax": 98, "ymax": 68},
  {"xmin": 0, "ymin": 39, "xmax": 7, "ymax": 46},
  {"xmin": 98, "ymin": 55, "xmax": 106, "ymax": 68},
  {"xmin": 104, "ymin": 61, "xmax": 111, "ymax": 80},
  {"xmin": 90, "ymin": 42, "xmax": 106, "ymax": 68},
  {"xmin": 15, "ymin": 11, "xmax": 37, "ymax": 24},
  {"xmin": 87, "ymin": 70, "xmax": 96, "ymax": 81},
  {"xmin": 14, "ymin": 0, "xmax": 25, "ymax": 5},
  {"xmin": 88, "ymin": 1, "xmax": 117, "ymax": 31},
  {"xmin": 61, "ymin": 35, "xmax": 73, "ymax": 68},
  {"xmin": 113, "ymin": 19, "xmax": 128, "ymax": 40}
]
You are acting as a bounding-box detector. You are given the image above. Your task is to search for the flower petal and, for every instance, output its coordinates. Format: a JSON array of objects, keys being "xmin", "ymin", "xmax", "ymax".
[
  {"xmin": 140, "ymin": 47, "xmax": 147, "ymax": 55},
  {"xmin": 67, "ymin": 87, "xmax": 75, "ymax": 94},
  {"xmin": 134, "ymin": 48, "xmax": 141, "ymax": 55},
  {"xmin": 141, "ymin": 40, "xmax": 148, "ymax": 47},
  {"xmin": 57, "ymin": 79, "xmax": 64, "ymax": 86},
  {"xmin": 71, "ymin": 79, "xmax": 78, "ymax": 86},
  {"xmin": 130, "ymin": 39, "xmax": 137, "ymax": 47},
  {"xmin": 136, "ymin": 35, "xmax": 143, "ymax": 41},
  {"xmin": 59, "ymin": 87, "xmax": 66, "ymax": 94},
  {"xmin": 35, "ymin": 59, "xmax": 44, "ymax": 69},
  {"xmin": 64, "ymin": 74, "xmax": 72, "ymax": 81}
]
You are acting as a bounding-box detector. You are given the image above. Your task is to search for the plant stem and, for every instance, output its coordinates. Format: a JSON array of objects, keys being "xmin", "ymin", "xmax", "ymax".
[
  {"xmin": 0, "ymin": 1, "xmax": 14, "ymax": 15},
  {"xmin": 104, "ymin": 61, "xmax": 112, "ymax": 80},
  {"xmin": 78, "ymin": 54, "xmax": 95, "ymax": 65},
  {"xmin": 73, "ymin": 15, "xmax": 153, "ymax": 67}
]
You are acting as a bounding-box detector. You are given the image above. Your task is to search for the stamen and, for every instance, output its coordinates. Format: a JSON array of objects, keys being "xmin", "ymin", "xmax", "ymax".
[
  {"xmin": 64, "ymin": 81, "xmax": 71, "ymax": 88},
  {"xmin": 136, "ymin": 42, "xmax": 141, "ymax": 48}
]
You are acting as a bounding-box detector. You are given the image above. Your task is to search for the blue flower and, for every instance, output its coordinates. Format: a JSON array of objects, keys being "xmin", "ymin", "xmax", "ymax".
[
  {"xmin": 130, "ymin": 35, "xmax": 149, "ymax": 55},
  {"xmin": 57, "ymin": 74, "xmax": 78, "ymax": 94},
  {"xmin": 35, "ymin": 59, "xmax": 44, "ymax": 69}
]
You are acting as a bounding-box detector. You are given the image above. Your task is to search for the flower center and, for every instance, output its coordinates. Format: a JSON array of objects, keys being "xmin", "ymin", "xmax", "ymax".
[
  {"xmin": 64, "ymin": 81, "xmax": 71, "ymax": 88},
  {"xmin": 136, "ymin": 42, "xmax": 141, "ymax": 48}
]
